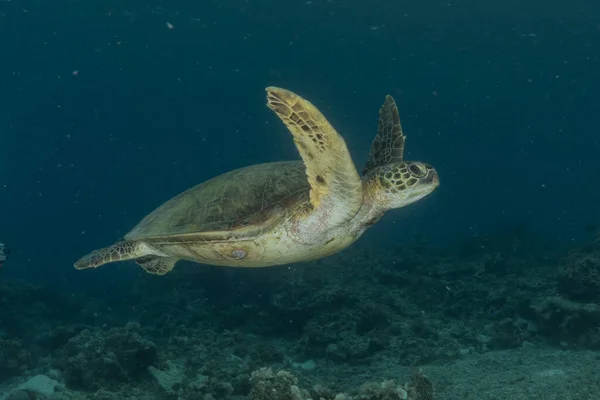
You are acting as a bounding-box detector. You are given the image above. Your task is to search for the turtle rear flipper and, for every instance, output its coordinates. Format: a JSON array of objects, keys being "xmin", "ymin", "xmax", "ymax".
[
  {"xmin": 135, "ymin": 255, "xmax": 178, "ymax": 275},
  {"xmin": 75, "ymin": 241, "xmax": 155, "ymax": 269}
]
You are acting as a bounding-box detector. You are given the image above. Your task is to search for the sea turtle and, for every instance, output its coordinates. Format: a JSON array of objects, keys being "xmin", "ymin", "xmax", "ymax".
[{"xmin": 74, "ymin": 87, "xmax": 439, "ymax": 275}]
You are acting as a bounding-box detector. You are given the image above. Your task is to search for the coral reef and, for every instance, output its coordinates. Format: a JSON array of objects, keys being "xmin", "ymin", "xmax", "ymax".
[
  {"xmin": 557, "ymin": 251, "xmax": 600, "ymax": 302},
  {"xmin": 247, "ymin": 367, "xmax": 433, "ymax": 400},
  {"xmin": 1, "ymin": 227, "xmax": 600, "ymax": 398},
  {"xmin": 0, "ymin": 339, "xmax": 31, "ymax": 380},
  {"xmin": 529, "ymin": 296, "xmax": 600, "ymax": 348},
  {"xmin": 52, "ymin": 322, "xmax": 157, "ymax": 390}
]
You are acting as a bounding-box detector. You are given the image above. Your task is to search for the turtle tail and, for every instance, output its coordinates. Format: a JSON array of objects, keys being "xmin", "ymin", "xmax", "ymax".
[{"xmin": 74, "ymin": 240, "xmax": 145, "ymax": 270}]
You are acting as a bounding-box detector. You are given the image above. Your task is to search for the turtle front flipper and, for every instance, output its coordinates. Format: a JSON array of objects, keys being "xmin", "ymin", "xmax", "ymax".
[
  {"xmin": 266, "ymin": 87, "xmax": 363, "ymax": 226},
  {"xmin": 363, "ymin": 94, "xmax": 405, "ymax": 174},
  {"xmin": 74, "ymin": 240, "xmax": 177, "ymax": 274}
]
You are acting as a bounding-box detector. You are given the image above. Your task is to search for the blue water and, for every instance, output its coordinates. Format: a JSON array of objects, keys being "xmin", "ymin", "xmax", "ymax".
[{"xmin": 1, "ymin": 0, "xmax": 599, "ymax": 398}]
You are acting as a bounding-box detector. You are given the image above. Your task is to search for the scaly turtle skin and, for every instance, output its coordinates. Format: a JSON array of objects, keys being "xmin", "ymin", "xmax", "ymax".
[{"xmin": 74, "ymin": 87, "xmax": 439, "ymax": 275}]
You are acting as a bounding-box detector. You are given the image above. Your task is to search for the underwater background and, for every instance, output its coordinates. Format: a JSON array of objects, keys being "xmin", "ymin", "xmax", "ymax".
[{"xmin": 1, "ymin": 0, "xmax": 600, "ymax": 398}]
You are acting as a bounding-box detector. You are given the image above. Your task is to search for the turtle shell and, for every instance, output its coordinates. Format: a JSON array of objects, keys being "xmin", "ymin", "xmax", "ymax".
[{"xmin": 124, "ymin": 161, "xmax": 310, "ymax": 240}]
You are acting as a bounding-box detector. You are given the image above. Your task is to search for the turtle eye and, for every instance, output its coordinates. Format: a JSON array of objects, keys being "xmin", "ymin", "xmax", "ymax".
[{"xmin": 408, "ymin": 163, "xmax": 426, "ymax": 177}]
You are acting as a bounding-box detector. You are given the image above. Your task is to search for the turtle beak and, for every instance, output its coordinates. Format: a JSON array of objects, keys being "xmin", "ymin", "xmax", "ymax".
[{"xmin": 427, "ymin": 170, "xmax": 440, "ymax": 187}]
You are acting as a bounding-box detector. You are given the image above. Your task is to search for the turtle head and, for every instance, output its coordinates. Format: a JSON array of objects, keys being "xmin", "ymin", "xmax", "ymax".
[{"xmin": 366, "ymin": 161, "xmax": 439, "ymax": 210}]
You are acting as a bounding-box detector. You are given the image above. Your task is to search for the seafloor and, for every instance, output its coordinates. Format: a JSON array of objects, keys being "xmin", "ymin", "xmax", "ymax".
[{"xmin": 1, "ymin": 227, "xmax": 600, "ymax": 399}]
